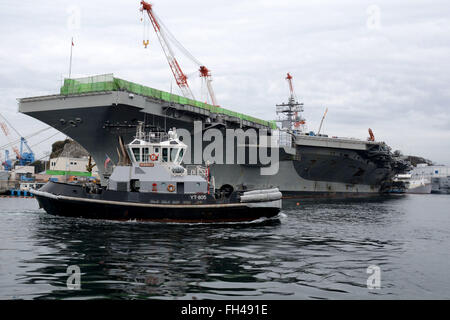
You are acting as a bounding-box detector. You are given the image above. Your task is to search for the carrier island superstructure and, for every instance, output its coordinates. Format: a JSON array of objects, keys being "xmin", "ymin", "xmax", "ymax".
[{"xmin": 18, "ymin": 74, "xmax": 409, "ymax": 198}]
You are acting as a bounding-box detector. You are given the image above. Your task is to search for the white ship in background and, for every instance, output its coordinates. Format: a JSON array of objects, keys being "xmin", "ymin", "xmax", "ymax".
[
  {"xmin": 412, "ymin": 164, "xmax": 450, "ymax": 194},
  {"xmin": 407, "ymin": 176, "xmax": 432, "ymax": 194},
  {"xmin": 394, "ymin": 173, "xmax": 431, "ymax": 194}
]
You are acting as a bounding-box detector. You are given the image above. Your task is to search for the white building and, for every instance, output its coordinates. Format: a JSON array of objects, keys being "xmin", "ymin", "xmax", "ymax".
[
  {"xmin": 49, "ymin": 156, "xmax": 99, "ymax": 176},
  {"xmin": 411, "ymin": 163, "xmax": 450, "ymax": 179},
  {"xmin": 10, "ymin": 165, "xmax": 35, "ymax": 181}
]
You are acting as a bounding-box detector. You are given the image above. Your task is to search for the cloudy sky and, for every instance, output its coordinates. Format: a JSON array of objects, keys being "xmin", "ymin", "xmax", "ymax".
[{"xmin": 0, "ymin": 0, "xmax": 449, "ymax": 164}]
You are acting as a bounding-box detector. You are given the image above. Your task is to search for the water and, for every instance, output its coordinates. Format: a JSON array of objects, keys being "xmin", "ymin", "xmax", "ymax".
[{"xmin": 0, "ymin": 195, "xmax": 449, "ymax": 300}]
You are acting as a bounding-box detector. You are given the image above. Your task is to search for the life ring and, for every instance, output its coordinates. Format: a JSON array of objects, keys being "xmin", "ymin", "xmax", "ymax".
[
  {"xmin": 150, "ymin": 153, "xmax": 158, "ymax": 161},
  {"xmin": 167, "ymin": 184, "xmax": 175, "ymax": 192}
]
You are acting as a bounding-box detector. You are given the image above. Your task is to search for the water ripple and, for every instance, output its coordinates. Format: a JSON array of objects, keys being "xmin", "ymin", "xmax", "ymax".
[{"xmin": 1, "ymin": 195, "xmax": 450, "ymax": 299}]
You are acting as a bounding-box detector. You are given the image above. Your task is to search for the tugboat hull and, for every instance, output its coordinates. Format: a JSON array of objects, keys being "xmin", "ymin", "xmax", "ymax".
[{"xmin": 32, "ymin": 182, "xmax": 281, "ymax": 223}]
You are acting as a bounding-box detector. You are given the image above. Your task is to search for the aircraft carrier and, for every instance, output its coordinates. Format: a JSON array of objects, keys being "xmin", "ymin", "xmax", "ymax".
[{"xmin": 18, "ymin": 74, "xmax": 410, "ymax": 198}]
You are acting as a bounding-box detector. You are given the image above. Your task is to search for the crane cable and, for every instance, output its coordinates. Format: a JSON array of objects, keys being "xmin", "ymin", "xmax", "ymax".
[
  {"xmin": 153, "ymin": 12, "xmax": 203, "ymax": 67},
  {"xmin": 29, "ymin": 130, "xmax": 67, "ymax": 149},
  {"xmin": 0, "ymin": 127, "xmax": 53, "ymax": 151},
  {"xmin": 0, "ymin": 124, "xmax": 73, "ymax": 163},
  {"xmin": 141, "ymin": 5, "xmax": 217, "ymax": 105},
  {"xmin": 142, "ymin": 10, "xmax": 150, "ymax": 48},
  {"xmin": 28, "ymin": 123, "xmax": 74, "ymax": 150},
  {"xmin": 0, "ymin": 113, "xmax": 22, "ymax": 138}
]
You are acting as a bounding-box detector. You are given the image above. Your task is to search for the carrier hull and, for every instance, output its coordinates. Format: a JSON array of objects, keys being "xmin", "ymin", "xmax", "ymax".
[{"xmin": 19, "ymin": 90, "xmax": 408, "ymax": 198}]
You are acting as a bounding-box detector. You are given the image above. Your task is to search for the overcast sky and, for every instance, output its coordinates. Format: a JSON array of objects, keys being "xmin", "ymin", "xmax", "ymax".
[{"xmin": 0, "ymin": 0, "xmax": 449, "ymax": 164}]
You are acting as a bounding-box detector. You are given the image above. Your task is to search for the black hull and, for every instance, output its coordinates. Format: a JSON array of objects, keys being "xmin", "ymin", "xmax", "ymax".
[
  {"xmin": 34, "ymin": 182, "xmax": 280, "ymax": 223},
  {"xmin": 35, "ymin": 196, "xmax": 279, "ymax": 222}
]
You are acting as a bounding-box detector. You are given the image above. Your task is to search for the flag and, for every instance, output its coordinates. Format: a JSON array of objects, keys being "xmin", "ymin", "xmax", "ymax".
[
  {"xmin": 104, "ymin": 155, "xmax": 111, "ymax": 169},
  {"xmin": 69, "ymin": 37, "xmax": 74, "ymax": 78}
]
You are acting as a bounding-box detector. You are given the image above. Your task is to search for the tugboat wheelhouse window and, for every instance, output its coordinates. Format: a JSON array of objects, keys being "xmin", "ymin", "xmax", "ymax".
[
  {"xmin": 170, "ymin": 148, "xmax": 178, "ymax": 162},
  {"xmin": 162, "ymin": 148, "xmax": 168, "ymax": 162},
  {"xmin": 177, "ymin": 149, "xmax": 184, "ymax": 163},
  {"xmin": 132, "ymin": 148, "xmax": 141, "ymax": 162},
  {"xmin": 142, "ymin": 148, "xmax": 150, "ymax": 162}
]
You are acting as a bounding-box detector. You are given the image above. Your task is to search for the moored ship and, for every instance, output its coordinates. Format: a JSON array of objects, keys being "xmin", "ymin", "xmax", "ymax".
[
  {"xmin": 432, "ymin": 176, "xmax": 450, "ymax": 194},
  {"xmin": 19, "ymin": 74, "xmax": 409, "ymax": 198}
]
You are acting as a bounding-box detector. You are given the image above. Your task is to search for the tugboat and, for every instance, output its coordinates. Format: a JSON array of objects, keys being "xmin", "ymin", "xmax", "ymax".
[{"xmin": 32, "ymin": 124, "xmax": 282, "ymax": 223}]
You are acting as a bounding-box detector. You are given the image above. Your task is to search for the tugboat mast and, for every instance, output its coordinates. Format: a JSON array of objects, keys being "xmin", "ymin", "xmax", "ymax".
[{"xmin": 276, "ymin": 73, "xmax": 305, "ymax": 132}]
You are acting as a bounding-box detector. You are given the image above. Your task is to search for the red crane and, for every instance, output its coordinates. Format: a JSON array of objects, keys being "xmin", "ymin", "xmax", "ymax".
[
  {"xmin": 286, "ymin": 73, "xmax": 295, "ymax": 100},
  {"xmin": 368, "ymin": 128, "xmax": 375, "ymax": 141},
  {"xmin": 140, "ymin": 1, "xmax": 218, "ymax": 105},
  {"xmin": 285, "ymin": 73, "xmax": 304, "ymax": 128},
  {"xmin": 1, "ymin": 120, "xmax": 21, "ymax": 159},
  {"xmin": 199, "ymin": 66, "xmax": 217, "ymax": 106},
  {"xmin": 140, "ymin": 1, "xmax": 193, "ymax": 99}
]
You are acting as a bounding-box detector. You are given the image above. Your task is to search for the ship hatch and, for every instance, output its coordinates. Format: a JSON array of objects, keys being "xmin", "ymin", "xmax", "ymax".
[{"xmin": 177, "ymin": 182, "xmax": 184, "ymax": 194}]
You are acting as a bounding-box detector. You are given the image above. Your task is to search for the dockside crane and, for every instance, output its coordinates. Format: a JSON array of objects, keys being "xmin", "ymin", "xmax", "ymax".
[
  {"xmin": 317, "ymin": 108, "xmax": 328, "ymax": 135},
  {"xmin": 1, "ymin": 118, "xmax": 21, "ymax": 162},
  {"xmin": 199, "ymin": 66, "xmax": 218, "ymax": 106},
  {"xmin": 2, "ymin": 150, "xmax": 12, "ymax": 171},
  {"xmin": 286, "ymin": 73, "xmax": 305, "ymax": 130},
  {"xmin": 18, "ymin": 137, "xmax": 35, "ymax": 166},
  {"xmin": 0, "ymin": 113, "xmax": 35, "ymax": 170},
  {"xmin": 368, "ymin": 128, "xmax": 375, "ymax": 142},
  {"xmin": 276, "ymin": 73, "xmax": 305, "ymax": 131},
  {"xmin": 139, "ymin": 1, "xmax": 218, "ymax": 106}
]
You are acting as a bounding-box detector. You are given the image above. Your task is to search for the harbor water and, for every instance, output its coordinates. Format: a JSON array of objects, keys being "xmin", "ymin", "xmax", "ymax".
[{"xmin": 0, "ymin": 194, "xmax": 449, "ymax": 299}]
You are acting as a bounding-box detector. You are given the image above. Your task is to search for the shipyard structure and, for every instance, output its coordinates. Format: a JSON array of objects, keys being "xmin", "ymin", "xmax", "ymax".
[{"xmin": 18, "ymin": 74, "xmax": 409, "ymax": 198}]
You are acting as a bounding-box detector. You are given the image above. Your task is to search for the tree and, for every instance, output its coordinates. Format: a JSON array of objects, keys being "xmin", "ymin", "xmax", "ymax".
[
  {"xmin": 30, "ymin": 160, "xmax": 46, "ymax": 173},
  {"xmin": 50, "ymin": 139, "xmax": 71, "ymax": 159}
]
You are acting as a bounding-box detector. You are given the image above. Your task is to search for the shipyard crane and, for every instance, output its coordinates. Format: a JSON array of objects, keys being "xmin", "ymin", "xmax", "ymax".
[
  {"xmin": 0, "ymin": 113, "xmax": 35, "ymax": 168},
  {"xmin": 1, "ymin": 118, "xmax": 21, "ymax": 160},
  {"xmin": 277, "ymin": 73, "xmax": 305, "ymax": 131},
  {"xmin": 2, "ymin": 150, "xmax": 12, "ymax": 171},
  {"xmin": 139, "ymin": 1, "xmax": 218, "ymax": 106},
  {"xmin": 18, "ymin": 137, "xmax": 35, "ymax": 166},
  {"xmin": 199, "ymin": 66, "xmax": 217, "ymax": 106},
  {"xmin": 286, "ymin": 73, "xmax": 304, "ymax": 129},
  {"xmin": 286, "ymin": 73, "xmax": 295, "ymax": 100},
  {"xmin": 317, "ymin": 108, "xmax": 328, "ymax": 135},
  {"xmin": 368, "ymin": 128, "xmax": 375, "ymax": 141}
]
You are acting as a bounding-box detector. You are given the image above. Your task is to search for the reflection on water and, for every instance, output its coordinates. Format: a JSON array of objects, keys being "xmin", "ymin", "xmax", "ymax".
[{"xmin": 0, "ymin": 194, "xmax": 449, "ymax": 299}]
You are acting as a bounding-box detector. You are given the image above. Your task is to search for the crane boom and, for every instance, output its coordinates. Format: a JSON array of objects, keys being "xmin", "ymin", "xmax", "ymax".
[
  {"xmin": 0, "ymin": 113, "xmax": 35, "ymax": 164},
  {"xmin": 0, "ymin": 116, "xmax": 21, "ymax": 159},
  {"xmin": 317, "ymin": 108, "xmax": 328, "ymax": 135},
  {"xmin": 140, "ymin": 1, "xmax": 194, "ymax": 99},
  {"xmin": 368, "ymin": 128, "xmax": 375, "ymax": 141},
  {"xmin": 199, "ymin": 66, "xmax": 217, "ymax": 106},
  {"xmin": 140, "ymin": 1, "xmax": 218, "ymax": 105},
  {"xmin": 286, "ymin": 73, "xmax": 295, "ymax": 99}
]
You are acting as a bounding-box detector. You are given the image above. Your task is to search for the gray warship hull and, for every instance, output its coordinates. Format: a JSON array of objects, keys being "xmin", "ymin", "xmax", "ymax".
[
  {"xmin": 0, "ymin": 170, "xmax": 10, "ymax": 194},
  {"xmin": 18, "ymin": 82, "xmax": 408, "ymax": 198},
  {"xmin": 432, "ymin": 177, "xmax": 450, "ymax": 194},
  {"xmin": 407, "ymin": 183, "xmax": 432, "ymax": 194}
]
